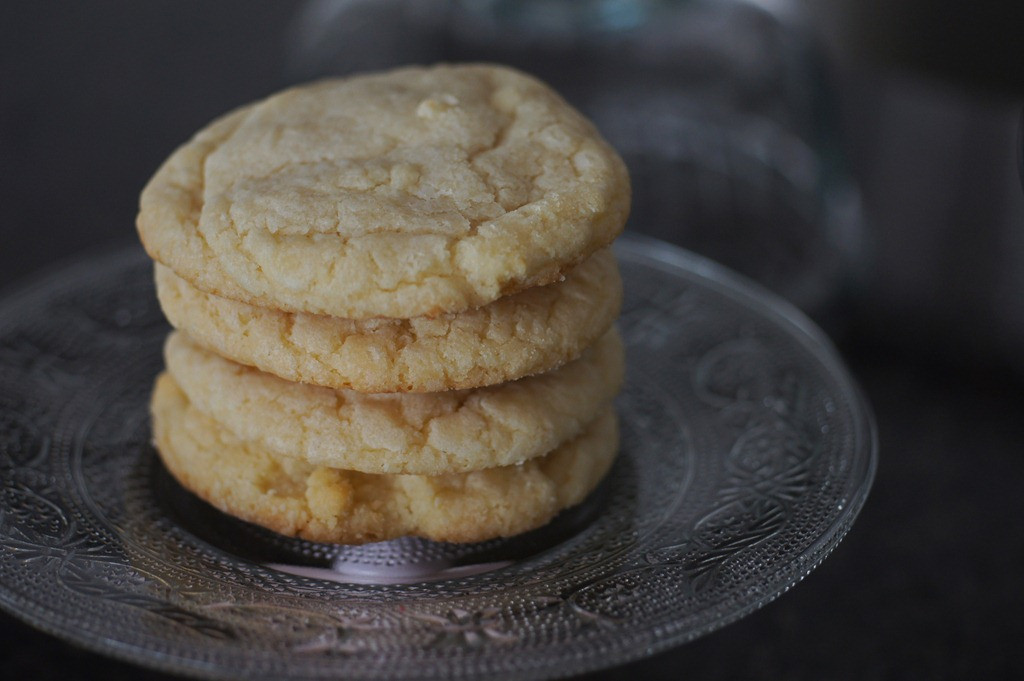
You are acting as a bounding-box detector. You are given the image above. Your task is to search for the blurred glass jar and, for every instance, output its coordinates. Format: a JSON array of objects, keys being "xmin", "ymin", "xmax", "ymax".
[{"xmin": 286, "ymin": 0, "xmax": 865, "ymax": 317}]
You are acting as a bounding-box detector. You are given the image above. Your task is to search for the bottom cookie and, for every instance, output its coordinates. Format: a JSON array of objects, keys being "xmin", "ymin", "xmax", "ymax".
[{"xmin": 151, "ymin": 373, "xmax": 619, "ymax": 544}]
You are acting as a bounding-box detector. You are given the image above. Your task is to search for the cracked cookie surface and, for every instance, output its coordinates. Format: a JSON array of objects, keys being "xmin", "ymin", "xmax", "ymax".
[
  {"xmin": 151, "ymin": 372, "xmax": 618, "ymax": 544},
  {"xmin": 156, "ymin": 248, "xmax": 621, "ymax": 392},
  {"xmin": 137, "ymin": 64, "xmax": 630, "ymax": 319},
  {"xmin": 164, "ymin": 327, "xmax": 623, "ymax": 475}
]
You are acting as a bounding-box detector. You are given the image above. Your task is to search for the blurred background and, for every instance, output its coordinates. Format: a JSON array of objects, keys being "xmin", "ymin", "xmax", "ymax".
[{"xmin": 1, "ymin": 1, "xmax": 1022, "ymax": 679}]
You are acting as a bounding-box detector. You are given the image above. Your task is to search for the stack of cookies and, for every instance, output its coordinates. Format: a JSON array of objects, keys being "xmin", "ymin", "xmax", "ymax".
[{"xmin": 136, "ymin": 64, "xmax": 631, "ymax": 544}]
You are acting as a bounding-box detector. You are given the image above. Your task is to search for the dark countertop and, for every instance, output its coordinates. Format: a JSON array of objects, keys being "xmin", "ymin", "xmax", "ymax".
[{"xmin": 3, "ymin": 2, "xmax": 1023, "ymax": 679}]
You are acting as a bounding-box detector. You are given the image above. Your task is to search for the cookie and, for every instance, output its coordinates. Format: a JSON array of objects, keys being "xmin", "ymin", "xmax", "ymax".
[
  {"xmin": 155, "ymin": 248, "xmax": 621, "ymax": 393},
  {"xmin": 164, "ymin": 327, "xmax": 623, "ymax": 475},
  {"xmin": 151, "ymin": 372, "xmax": 618, "ymax": 544},
  {"xmin": 137, "ymin": 64, "xmax": 630, "ymax": 319}
]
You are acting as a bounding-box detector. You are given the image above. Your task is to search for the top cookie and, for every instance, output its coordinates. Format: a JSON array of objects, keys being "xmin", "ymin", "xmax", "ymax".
[{"xmin": 137, "ymin": 64, "xmax": 630, "ymax": 319}]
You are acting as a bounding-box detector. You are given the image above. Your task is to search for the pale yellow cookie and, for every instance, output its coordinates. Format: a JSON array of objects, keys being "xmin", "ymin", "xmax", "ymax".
[
  {"xmin": 155, "ymin": 248, "xmax": 621, "ymax": 393},
  {"xmin": 137, "ymin": 64, "xmax": 630, "ymax": 319},
  {"xmin": 164, "ymin": 327, "xmax": 623, "ymax": 475},
  {"xmin": 151, "ymin": 373, "xmax": 618, "ymax": 544}
]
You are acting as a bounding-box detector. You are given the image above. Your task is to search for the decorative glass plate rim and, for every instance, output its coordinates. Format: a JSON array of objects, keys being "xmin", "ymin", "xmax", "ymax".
[
  {"xmin": 611, "ymin": 232, "xmax": 878, "ymax": 649},
  {"xmin": 0, "ymin": 233, "xmax": 878, "ymax": 680}
]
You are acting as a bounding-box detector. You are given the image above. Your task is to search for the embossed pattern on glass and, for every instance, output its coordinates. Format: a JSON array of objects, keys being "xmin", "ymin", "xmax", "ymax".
[{"xmin": 0, "ymin": 234, "xmax": 876, "ymax": 680}]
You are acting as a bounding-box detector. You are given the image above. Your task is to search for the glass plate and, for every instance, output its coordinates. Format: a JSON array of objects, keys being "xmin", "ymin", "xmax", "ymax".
[{"xmin": 0, "ymin": 233, "xmax": 876, "ymax": 680}]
